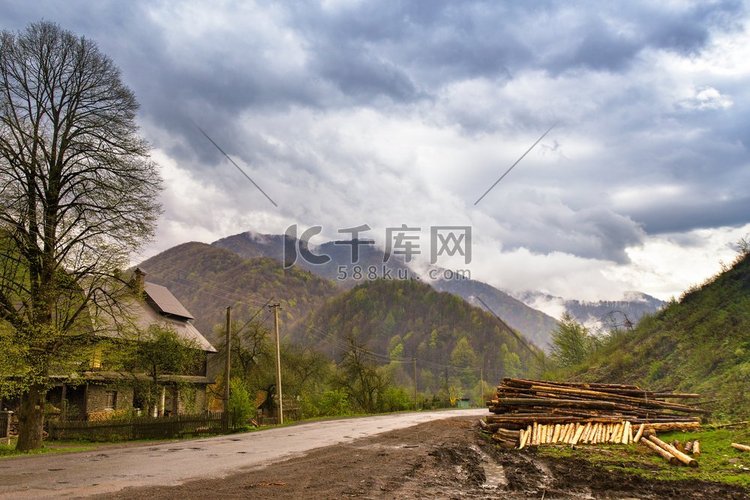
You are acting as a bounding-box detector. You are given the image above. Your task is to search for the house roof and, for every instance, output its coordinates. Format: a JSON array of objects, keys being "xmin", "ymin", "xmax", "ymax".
[
  {"xmin": 144, "ymin": 282, "xmax": 194, "ymax": 319},
  {"xmin": 94, "ymin": 278, "xmax": 216, "ymax": 353},
  {"xmin": 126, "ymin": 298, "xmax": 216, "ymax": 352}
]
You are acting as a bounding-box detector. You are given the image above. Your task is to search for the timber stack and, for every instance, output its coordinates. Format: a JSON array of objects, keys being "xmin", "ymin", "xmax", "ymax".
[{"xmin": 486, "ymin": 378, "xmax": 706, "ymax": 455}]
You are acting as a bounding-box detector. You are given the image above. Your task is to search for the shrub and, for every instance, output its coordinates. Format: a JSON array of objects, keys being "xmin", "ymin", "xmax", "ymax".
[
  {"xmin": 228, "ymin": 379, "xmax": 254, "ymax": 428},
  {"xmin": 378, "ymin": 386, "xmax": 412, "ymax": 412}
]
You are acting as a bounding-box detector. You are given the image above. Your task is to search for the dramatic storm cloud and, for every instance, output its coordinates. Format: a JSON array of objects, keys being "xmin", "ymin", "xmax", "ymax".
[{"xmin": 2, "ymin": 0, "xmax": 748, "ymax": 301}]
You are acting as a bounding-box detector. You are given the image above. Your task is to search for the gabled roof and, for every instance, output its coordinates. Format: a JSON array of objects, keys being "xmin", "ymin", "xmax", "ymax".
[
  {"xmin": 127, "ymin": 298, "xmax": 216, "ymax": 353},
  {"xmin": 93, "ymin": 275, "xmax": 215, "ymax": 353},
  {"xmin": 144, "ymin": 282, "xmax": 194, "ymax": 319}
]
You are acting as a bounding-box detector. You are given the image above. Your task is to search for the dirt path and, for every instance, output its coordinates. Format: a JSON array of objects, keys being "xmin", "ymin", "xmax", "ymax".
[{"xmin": 108, "ymin": 417, "xmax": 750, "ymax": 499}]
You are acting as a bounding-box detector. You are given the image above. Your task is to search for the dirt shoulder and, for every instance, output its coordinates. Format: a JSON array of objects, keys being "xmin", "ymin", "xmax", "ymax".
[{"xmin": 108, "ymin": 417, "xmax": 750, "ymax": 499}]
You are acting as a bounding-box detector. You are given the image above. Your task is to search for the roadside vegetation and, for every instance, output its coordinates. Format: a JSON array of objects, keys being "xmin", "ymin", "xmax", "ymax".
[
  {"xmin": 537, "ymin": 426, "xmax": 750, "ymax": 489},
  {"xmin": 544, "ymin": 242, "xmax": 750, "ymax": 420},
  {"xmin": 525, "ymin": 241, "xmax": 750, "ymax": 489}
]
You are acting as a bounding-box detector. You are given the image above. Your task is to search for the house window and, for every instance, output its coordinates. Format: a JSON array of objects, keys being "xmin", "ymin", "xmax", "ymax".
[{"xmin": 105, "ymin": 391, "xmax": 117, "ymax": 410}]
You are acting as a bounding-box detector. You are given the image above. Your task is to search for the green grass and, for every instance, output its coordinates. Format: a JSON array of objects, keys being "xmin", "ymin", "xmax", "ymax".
[
  {"xmin": 537, "ymin": 427, "xmax": 750, "ymax": 488},
  {"xmin": 0, "ymin": 437, "xmax": 99, "ymax": 458}
]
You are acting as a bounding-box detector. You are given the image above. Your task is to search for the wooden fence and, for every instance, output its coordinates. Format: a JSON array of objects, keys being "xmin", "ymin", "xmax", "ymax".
[{"xmin": 48, "ymin": 412, "xmax": 229, "ymax": 441}]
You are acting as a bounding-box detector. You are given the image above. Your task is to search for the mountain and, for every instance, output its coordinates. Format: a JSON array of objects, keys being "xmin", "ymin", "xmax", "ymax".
[
  {"xmin": 293, "ymin": 278, "xmax": 542, "ymax": 394},
  {"xmin": 211, "ymin": 232, "xmax": 285, "ymax": 260},
  {"xmin": 431, "ymin": 278, "xmax": 559, "ymax": 350},
  {"xmin": 212, "ymin": 231, "xmax": 416, "ymax": 286},
  {"xmin": 213, "ymin": 231, "xmax": 557, "ymax": 348},
  {"xmin": 137, "ymin": 242, "xmax": 339, "ymax": 346},
  {"xmin": 515, "ymin": 290, "xmax": 665, "ymax": 332},
  {"xmin": 564, "ymin": 292, "xmax": 665, "ymax": 331},
  {"xmin": 568, "ymin": 252, "xmax": 750, "ymax": 418}
]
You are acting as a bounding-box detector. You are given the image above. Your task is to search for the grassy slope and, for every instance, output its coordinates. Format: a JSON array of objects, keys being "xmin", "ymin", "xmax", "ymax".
[{"xmin": 569, "ymin": 253, "xmax": 750, "ymax": 419}]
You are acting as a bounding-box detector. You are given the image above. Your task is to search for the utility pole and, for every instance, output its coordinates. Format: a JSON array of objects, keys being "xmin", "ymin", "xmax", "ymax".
[
  {"xmin": 269, "ymin": 303, "xmax": 283, "ymax": 425},
  {"xmin": 479, "ymin": 366, "xmax": 484, "ymax": 407},
  {"xmin": 413, "ymin": 357, "xmax": 418, "ymax": 410},
  {"xmin": 224, "ymin": 306, "xmax": 231, "ymax": 430}
]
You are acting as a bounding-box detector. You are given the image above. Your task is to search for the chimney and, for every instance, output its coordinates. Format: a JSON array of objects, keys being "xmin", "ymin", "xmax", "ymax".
[{"xmin": 131, "ymin": 267, "xmax": 146, "ymax": 295}]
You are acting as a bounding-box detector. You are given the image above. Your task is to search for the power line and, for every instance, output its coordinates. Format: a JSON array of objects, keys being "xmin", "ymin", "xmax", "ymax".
[{"xmin": 473, "ymin": 295, "xmax": 543, "ymax": 361}]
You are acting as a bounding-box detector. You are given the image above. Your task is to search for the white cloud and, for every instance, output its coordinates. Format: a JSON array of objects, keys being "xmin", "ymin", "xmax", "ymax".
[
  {"xmin": 606, "ymin": 223, "xmax": 750, "ymax": 300},
  {"xmin": 679, "ymin": 86, "xmax": 734, "ymax": 110}
]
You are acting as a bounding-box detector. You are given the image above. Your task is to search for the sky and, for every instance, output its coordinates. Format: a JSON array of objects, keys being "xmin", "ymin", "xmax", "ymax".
[{"xmin": 2, "ymin": 0, "xmax": 749, "ymax": 304}]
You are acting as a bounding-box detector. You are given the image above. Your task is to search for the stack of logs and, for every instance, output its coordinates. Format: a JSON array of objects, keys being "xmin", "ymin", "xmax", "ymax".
[{"xmin": 485, "ymin": 378, "xmax": 706, "ymax": 465}]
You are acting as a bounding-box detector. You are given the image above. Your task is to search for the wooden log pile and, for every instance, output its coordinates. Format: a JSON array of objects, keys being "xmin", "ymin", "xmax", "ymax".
[{"xmin": 486, "ymin": 378, "xmax": 706, "ymax": 461}]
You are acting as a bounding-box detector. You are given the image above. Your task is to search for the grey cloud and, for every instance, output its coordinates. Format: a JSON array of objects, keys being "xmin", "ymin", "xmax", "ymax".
[
  {"xmin": 628, "ymin": 195, "xmax": 750, "ymax": 234},
  {"xmin": 1, "ymin": 0, "xmax": 748, "ymax": 267},
  {"xmin": 313, "ymin": 45, "xmax": 421, "ymax": 103}
]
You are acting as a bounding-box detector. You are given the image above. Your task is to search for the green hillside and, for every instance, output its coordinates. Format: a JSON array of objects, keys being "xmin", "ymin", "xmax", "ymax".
[
  {"xmin": 568, "ymin": 252, "xmax": 750, "ymax": 419},
  {"xmin": 138, "ymin": 242, "xmax": 339, "ymax": 346},
  {"xmin": 294, "ymin": 278, "xmax": 542, "ymax": 396}
]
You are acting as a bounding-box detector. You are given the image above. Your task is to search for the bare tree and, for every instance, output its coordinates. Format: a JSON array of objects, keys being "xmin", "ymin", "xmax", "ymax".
[{"xmin": 0, "ymin": 22, "xmax": 161, "ymax": 450}]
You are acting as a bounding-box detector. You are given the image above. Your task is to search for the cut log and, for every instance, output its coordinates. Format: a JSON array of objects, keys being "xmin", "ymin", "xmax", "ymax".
[
  {"xmin": 561, "ymin": 423, "xmax": 572, "ymax": 444},
  {"xmin": 622, "ymin": 421, "xmax": 631, "ymax": 445},
  {"xmin": 492, "ymin": 434, "xmax": 517, "ymax": 448},
  {"xmin": 693, "ymin": 440, "xmax": 700, "ymax": 456},
  {"xmin": 592, "ymin": 423, "xmax": 601, "ymax": 444},
  {"xmin": 641, "ymin": 422, "xmax": 701, "ymax": 432},
  {"xmin": 518, "ymin": 428, "xmax": 528, "ymax": 449},
  {"xmin": 524, "ymin": 425, "xmax": 532, "ymax": 448},
  {"xmin": 571, "ymin": 424, "xmax": 585, "ymax": 446},
  {"xmin": 566, "ymin": 423, "xmax": 576, "ymax": 443},
  {"xmin": 611, "ymin": 423, "xmax": 621, "ymax": 444},
  {"xmin": 731, "ymin": 443, "xmax": 750, "ymax": 452},
  {"xmin": 626, "ymin": 421, "xmax": 633, "ymax": 444},
  {"xmin": 539, "ymin": 424, "xmax": 547, "ymax": 444},
  {"xmin": 647, "ymin": 435, "xmax": 698, "ymax": 467},
  {"xmin": 633, "ymin": 423, "xmax": 645, "ymax": 443},
  {"xmin": 684, "ymin": 441, "xmax": 693, "ymax": 453},
  {"xmin": 580, "ymin": 422, "xmax": 592, "ymax": 443},
  {"xmin": 584, "ymin": 423, "xmax": 594, "ymax": 444},
  {"xmin": 640, "ymin": 437, "xmax": 679, "ymax": 465},
  {"xmin": 552, "ymin": 424, "xmax": 561, "ymax": 443}
]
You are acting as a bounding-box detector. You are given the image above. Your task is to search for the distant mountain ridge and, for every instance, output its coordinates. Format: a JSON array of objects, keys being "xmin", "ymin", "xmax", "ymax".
[
  {"xmin": 213, "ymin": 231, "xmax": 559, "ymax": 349},
  {"xmin": 565, "ymin": 292, "xmax": 665, "ymax": 330},
  {"xmin": 514, "ymin": 290, "xmax": 665, "ymax": 332}
]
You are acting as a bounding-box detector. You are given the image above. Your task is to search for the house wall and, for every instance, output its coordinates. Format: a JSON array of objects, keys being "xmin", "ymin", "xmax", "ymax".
[
  {"xmin": 165, "ymin": 385, "xmax": 208, "ymax": 415},
  {"xmin": 86, "ymin": 384, "xmax": 133, "ymax": 419}
]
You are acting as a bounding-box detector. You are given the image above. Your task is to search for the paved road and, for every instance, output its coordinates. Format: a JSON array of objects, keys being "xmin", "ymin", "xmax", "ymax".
[{"xmin": 0, "ymin": 409, "xmax": 486, "ymax": 498}]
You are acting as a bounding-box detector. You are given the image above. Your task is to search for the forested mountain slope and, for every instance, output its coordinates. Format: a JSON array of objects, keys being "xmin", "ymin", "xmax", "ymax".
[{"xmin": 294, "ymin": 278, "xmax": 542, "ymax": 395}]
